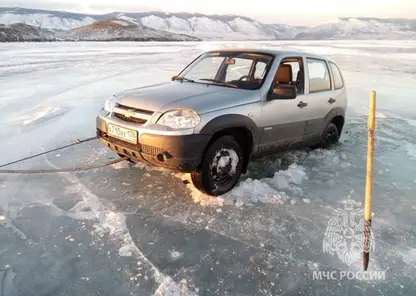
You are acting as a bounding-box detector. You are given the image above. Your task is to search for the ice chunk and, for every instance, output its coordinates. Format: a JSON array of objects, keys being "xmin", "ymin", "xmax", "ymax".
[
  {"xmin": 169, "ymin": 250, "xmax": 184, "ymax": 260},
  {"xmin": 119, "ymin": 244, "xmax": 136, "ymax": 257},
  {"xmin": 229, "ymin": 178, "xmax": 285, "ymax": 206},
  {"xmin": 175, "ymin": 164, "xmax": 306, "ymax": 207},
  {"xmin": 111, "ymin": 161, "xmax": 132, "ymax": 170}
]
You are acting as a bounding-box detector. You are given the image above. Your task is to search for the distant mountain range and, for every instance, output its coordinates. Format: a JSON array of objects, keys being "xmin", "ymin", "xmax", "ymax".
[
  {"xmin": 297, "ymin": 17, "xmax": 416, "ymax": 40},
  {"xmin": 1, "ymin": 7, "xmax": 416, "ymax": 41},
  {"xmin": 71, "ymin": 19, "xmax": 199, "ymax": 41}
]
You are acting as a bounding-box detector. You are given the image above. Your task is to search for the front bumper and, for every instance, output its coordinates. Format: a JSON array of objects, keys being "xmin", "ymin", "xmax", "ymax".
[{"xmin": 96, "ymin": 113, "xmax": 210, "ymax": 172}]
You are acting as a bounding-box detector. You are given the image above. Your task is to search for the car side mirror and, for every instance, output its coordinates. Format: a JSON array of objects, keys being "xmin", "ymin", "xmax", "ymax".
[{"xmin": 268, "ymin": 84, "xmax": 297, "ymax": 100}]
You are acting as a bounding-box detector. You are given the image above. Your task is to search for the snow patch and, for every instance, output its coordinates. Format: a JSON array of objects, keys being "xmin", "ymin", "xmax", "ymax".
[
  {"xmin": 402, "ymin": 249, "xmax": 416, "ymax": 268},
  {"xmin": 175, "ymin": 164, "xmax": 306, "ymax": 207},
  {"xmin": 375, "ymin": 112, "xmax": 387, "ymax": 119},
  {"xmin": 175, "ymin": 173, "xmax": 225, "ymax": 207},
  {"xmin": 110, "ymin": 19, "xmax": 130, "ymax": 27},
  {"xmin": 12, "ymin": 106, "xmax": 65, "ymax": 125},
  {"xmin": 404, "ymin": 143, "xmax": 416, "ymax": 159},
  {"xmin": 154, "ymin": 278, "xmax": 197, "ymax": 296}
]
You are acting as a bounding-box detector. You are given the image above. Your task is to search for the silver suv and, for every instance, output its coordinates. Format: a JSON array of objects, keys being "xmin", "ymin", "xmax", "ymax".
[{"xmin": 97, "ymin": 49, "xmax": 347, "ymax": 196}]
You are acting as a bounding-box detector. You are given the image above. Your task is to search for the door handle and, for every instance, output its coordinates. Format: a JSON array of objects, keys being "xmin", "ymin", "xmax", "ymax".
[
  {"xmin": 328, "ymin": 98, "xmax": 336, "ymax": 104},
  {"xmin": 297, "ymin": 101, "xmax": 308, "ymax": 109}
]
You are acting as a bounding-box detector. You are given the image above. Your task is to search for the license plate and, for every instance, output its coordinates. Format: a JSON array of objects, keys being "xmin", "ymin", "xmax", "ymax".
[{"xmin": 107, "ymin": 124, "xmax": 138, "ymax": 144}]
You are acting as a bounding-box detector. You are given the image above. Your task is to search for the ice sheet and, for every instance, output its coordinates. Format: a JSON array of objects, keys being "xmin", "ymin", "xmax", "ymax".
[{"xmin": 1, "ymin": 40, "xmax": 416, "ymax": 295}]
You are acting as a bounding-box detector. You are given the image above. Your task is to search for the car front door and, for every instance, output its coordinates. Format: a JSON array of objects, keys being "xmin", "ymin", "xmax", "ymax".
[{"xmin": 258, "ymin": 57, "xmax": 309, "ymax": 154}]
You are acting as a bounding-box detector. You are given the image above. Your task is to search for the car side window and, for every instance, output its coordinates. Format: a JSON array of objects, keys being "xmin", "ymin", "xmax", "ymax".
[
  {"xmin": 307, "ymin": 58, "xmax": 332, "ymax": 93},
  {"xmin": 274, "ymin": 58, "xmax": 304, "ymax": 95},
  {"xmin": 329, "ymin": 62, "xmax": 344, "ymax": 90}
]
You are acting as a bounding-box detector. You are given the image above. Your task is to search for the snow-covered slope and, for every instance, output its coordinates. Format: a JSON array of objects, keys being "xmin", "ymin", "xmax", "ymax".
[
  {"xmin": 296, "ymin": 17, "xmax": 416, "ymax": 40},
  {"xmin": 0, "ymin": 23, "xmax": 55, "ymax": 41},
  {"xmin": 71, "ymin": 19, "xmax": 200, "ymax": 41},
  {"xmin": 137, "ymin": 14, "xmax": 283, "ymax": 40},
  {"xmin": 117, "ymin": 12, "xmax": 305, "ymax": 40},
  {"xmin": 0, "ymin": 7, "xmax": 96, "ymax": 30}
]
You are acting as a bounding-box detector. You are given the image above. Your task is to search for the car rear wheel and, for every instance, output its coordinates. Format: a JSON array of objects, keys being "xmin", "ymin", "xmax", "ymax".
[
  {"xmin": 191, "ymin": 135, "xmax": 243, "ymax": 196},
  {"xmin": 318, "ymin": 122, "xmax": 339, "ymax": 149}
]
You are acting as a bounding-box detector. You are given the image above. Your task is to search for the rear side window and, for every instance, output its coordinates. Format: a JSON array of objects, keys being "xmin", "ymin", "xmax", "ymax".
[
  {"xmin": 307, "ymin": 58, "xmax": 331, "ymax": 93},
  {"xmin": 329, "ymin": 62, "xmax": 344, "ymax": 90}
]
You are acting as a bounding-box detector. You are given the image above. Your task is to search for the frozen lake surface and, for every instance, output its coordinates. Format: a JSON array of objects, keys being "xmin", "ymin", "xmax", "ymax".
[{"xmin": 0, "ymin": 41, "xmax": 416, "ymax": 295}]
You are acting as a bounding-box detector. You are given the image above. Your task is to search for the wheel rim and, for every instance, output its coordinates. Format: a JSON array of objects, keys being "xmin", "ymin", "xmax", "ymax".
[{"xmin": 211, "ymin": 148, "xmax": 239, "ymax": 186}]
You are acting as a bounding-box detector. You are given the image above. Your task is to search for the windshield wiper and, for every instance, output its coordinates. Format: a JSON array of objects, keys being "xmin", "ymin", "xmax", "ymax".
[
  {"xmin": 199, "ymin": 78, "xmax": 237, "ymax": 88},
  {"xmin": 174, "ymin": 76, "xmax": 195, "ymax": 83}
]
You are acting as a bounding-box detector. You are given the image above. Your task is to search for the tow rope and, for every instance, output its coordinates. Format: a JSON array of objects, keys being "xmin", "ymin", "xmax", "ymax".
[{"xmin": 0, "ymin": 136, "xmax": 130, "ymax": 174}]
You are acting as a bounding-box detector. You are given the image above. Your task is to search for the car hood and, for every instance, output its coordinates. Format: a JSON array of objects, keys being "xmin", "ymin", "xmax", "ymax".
[{"xmin": 116, "ymin": 81, "xmax": 260, "ymax": 114}]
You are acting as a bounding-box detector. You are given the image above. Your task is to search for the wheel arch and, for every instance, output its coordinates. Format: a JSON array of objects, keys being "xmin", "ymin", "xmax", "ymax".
[
  {"xmin": 323, "ymin": 107, "xmax": 346, "ymax": 135},
  {"xmin": 199, "ymin": 114, "xmax": 261, "ymax": 173}
]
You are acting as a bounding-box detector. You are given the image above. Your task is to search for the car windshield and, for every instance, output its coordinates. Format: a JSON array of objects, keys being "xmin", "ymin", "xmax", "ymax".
[{"xmin": 177, "ymin": 52, "xmax": 274, "ymax": 90}]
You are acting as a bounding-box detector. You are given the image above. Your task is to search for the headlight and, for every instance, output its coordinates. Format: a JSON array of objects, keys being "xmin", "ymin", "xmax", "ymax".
[
  {"xmin": 157, "ymin": 109, "xmax": 200, "ymax": 129},
  {"xmin": 103, "ymin": 97, "xmax": 117, "ymax": 113}
]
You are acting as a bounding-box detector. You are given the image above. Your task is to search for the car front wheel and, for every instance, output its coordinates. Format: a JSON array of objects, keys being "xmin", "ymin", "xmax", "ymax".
[{"xmin": 191, "ymin": 135, "xmax": 243, "ymax": 196}]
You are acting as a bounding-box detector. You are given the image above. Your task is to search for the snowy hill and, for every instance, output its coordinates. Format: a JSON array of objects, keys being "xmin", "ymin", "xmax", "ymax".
[
  {"xmin": 0, "ymin": 18, "xmax": 199, "ymax": 42},
  {"xmin": 296, "ymin": 17, "xmax": 416, "ymax": 39},
  {"xmin": 124, "ymin": 12, "xmax": 302, "ymax": 40},
  {"xmin": 0, "ymin": 7, "xmax": 97, "ymax": 30},
  {"xmin": 71, "ymin": 19, "xmax": 200, "ymax": 41},
  {"xmin": 0, "ymin": 23, "xmax": 55, "ymax": 41}
]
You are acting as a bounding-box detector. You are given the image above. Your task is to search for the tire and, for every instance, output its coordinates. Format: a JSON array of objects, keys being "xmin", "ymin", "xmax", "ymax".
[
  {"xmin": 191, "ymin": 135, "xmax": 243, "ymax": 196},
  {"xmin": 317, "ymin": 123, "xmax": 339, "ymax": 149}
]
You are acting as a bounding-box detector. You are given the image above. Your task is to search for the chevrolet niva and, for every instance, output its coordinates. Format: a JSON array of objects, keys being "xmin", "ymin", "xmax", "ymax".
[{"xmin": 97, "ymin": 49, "xmax": 347, "ymax": 196}]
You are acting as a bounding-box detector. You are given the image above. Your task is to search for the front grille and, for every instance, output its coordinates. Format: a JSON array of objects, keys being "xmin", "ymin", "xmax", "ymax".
[
  {"xmin": 116, "ymin": 104, "xmax": 154, "ymax": 115},
  {"xmin": 108, "ymin": 136, "xmax": 140, "ymax": 150},
  {"xmin": 141, "ymin": 144, "xmax": 163, "ymax": 156},
  {"xmin": 114, "ymin": 113, "xmax": 147, "ymax": 124}
]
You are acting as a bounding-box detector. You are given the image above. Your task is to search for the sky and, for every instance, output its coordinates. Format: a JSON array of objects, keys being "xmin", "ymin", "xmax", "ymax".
[{"xmin": 1, "ymin": 0, "xmax": 415, "ymax": 25}]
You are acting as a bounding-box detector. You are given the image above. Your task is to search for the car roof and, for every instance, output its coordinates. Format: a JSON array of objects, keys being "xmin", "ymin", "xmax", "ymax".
[{"xmin": 206, "ymin": 48, "xmax": 334, "ymax": 63}]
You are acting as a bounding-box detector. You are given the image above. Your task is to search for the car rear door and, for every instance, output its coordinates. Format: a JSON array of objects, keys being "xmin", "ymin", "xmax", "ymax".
[
  {"xmin": 328, "ymin": 61, "xmax": 347, "ymax": 113},
  {"xmin": 303, "ymin": 57, "xmax": 335, "ymax": 144}
]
